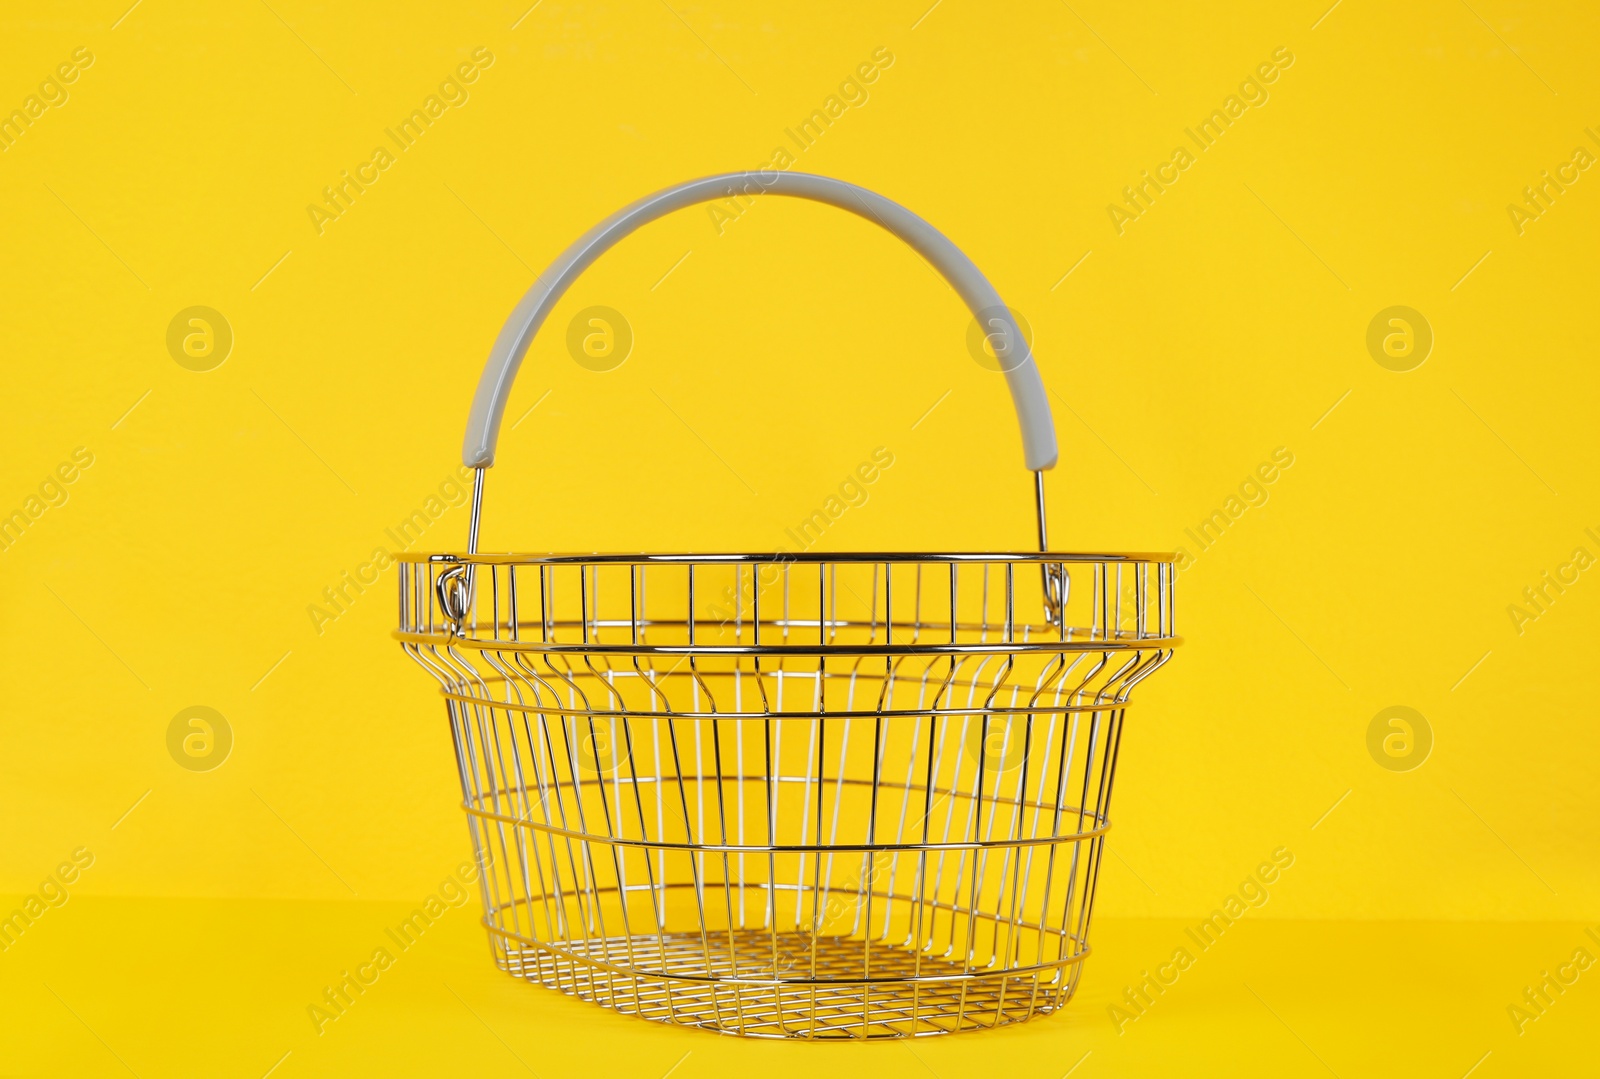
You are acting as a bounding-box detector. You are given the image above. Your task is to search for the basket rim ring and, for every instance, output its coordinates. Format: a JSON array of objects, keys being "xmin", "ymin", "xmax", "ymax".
[
  {"xmin": 394, "ymin": 629, "xmax": 1182, "ymax": 654},
  {"xmin": 401, "ymin": 550, "xmax": 1179, "ymax": 566}
]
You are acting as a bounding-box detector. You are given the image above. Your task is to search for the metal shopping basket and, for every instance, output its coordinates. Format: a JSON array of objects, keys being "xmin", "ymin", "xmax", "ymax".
[{"xmin": 396, "ymin": 172, "xmax": 1179, "ymax": 1039}]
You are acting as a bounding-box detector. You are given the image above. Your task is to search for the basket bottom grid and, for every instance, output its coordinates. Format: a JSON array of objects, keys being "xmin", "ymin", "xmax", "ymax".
[{"xmin": 486, "ymin": 927, "xmax": 1082, "ymax": 1038}]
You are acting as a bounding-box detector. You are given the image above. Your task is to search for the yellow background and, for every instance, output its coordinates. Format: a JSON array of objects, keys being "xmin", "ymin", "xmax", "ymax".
[{"xmin": 2, "ymin": 0, "xmax": 1597, "ymax": 1074}]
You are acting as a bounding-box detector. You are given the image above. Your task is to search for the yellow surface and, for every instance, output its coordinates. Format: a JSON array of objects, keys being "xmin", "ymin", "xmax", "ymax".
[
  {"xmin": 4, "ymin": 903, "xmax": 1600, "ymax": 1077},
  {"xmin": 2, "ymin": 0, "xmax": 1598, "ymax": 1074}
]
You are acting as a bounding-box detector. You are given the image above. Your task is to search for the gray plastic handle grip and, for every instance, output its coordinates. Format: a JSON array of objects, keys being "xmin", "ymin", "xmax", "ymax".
[{"xmin": 463, "ymin": 171, "xmax": 1058, "ymax": 471}]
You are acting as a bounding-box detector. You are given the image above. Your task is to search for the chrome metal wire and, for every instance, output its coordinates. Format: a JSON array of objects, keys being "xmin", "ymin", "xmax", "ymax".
[{"xmin": 397, "ymin": 552, "xmax": 1176, "ymax": 1038}]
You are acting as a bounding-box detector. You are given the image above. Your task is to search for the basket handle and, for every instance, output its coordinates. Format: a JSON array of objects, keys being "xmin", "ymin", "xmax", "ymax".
[
  {"xmin": 443, "ymin": 172, "xmax": 1067, "ymax": 626},
  {"xmin": 461, "ymin": 171, "xmax": 1058, "ymax": 472}
]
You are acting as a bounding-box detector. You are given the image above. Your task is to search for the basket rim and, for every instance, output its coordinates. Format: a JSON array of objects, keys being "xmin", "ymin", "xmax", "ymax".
[
  {"xmin": 399, "ymin": 550, "xmax": 1179, "ymax": 566},
  {"xmin": 392, "ymin": 628, "xmax": 1183, "ymax": 654}
]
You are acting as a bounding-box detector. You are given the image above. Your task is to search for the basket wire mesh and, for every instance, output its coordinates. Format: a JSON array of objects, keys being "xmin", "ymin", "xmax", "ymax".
[{"xmin": 398, "ymin": 553, "xmax": 1175, "ymax": 1038}]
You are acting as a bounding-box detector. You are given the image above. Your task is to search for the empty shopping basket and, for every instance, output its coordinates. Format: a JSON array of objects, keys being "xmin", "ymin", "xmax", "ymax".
[{"xmin": 396, "ymin": 171, "xmax": 1178, "ymax": 1039}]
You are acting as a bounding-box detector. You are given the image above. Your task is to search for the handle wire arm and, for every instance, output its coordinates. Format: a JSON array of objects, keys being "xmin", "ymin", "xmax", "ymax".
[
  {"xmin": 1035, "ymin": 470, "xmax": 1066, "ymax": 624},
  {"xmin": 439, "ymin": 467, "xmax": 487, "ymax": 628}
]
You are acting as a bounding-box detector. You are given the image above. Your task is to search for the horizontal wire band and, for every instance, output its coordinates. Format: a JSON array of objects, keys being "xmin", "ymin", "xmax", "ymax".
[
  {"xmin": 433, "ymin": 687, "xmax": 1137, "ymax": 719},
  {"xmin": 464, "ymin": 804, "xmax": 1109, "ymax": 851},
  {"xmin": 486, "ymin": 887, "xmax": 1090, "ymax": 947},
  {"xmin": 481, "ymin": 925, "xmax": 1093, "ymax": 988},
  {"xmin": 473, "ymin": 774, "xmax": 1107, "ymax": 822}
]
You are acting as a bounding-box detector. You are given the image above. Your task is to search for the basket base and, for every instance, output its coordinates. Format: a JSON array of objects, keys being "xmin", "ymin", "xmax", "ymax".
[{"xmin": 488, "ymin": 927, "xmax": 1079, "ymax": 1038}]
